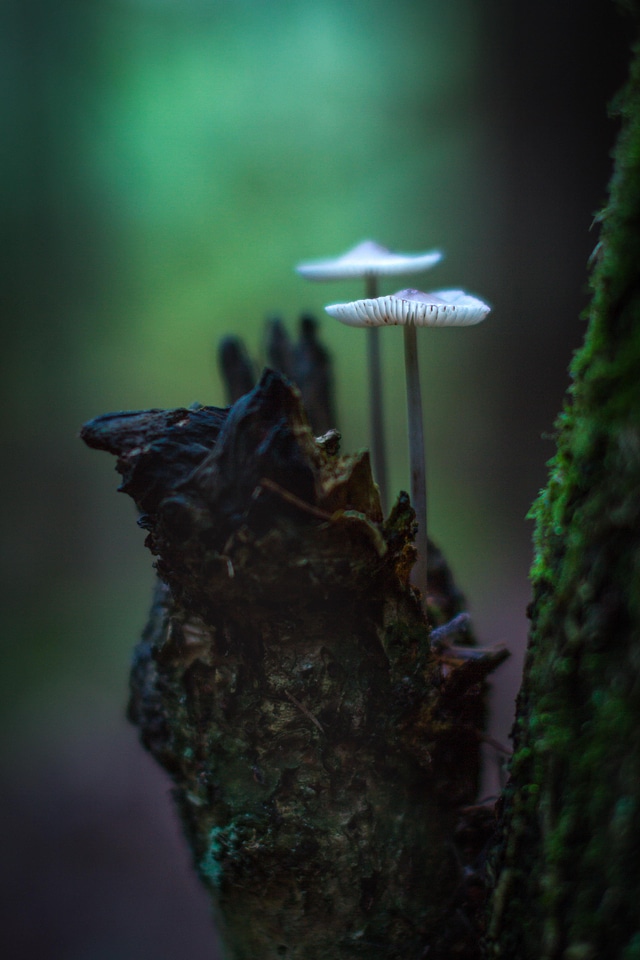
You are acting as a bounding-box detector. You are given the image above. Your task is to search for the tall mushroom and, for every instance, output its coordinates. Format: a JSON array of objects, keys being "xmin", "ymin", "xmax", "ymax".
[
  {"xmin": 296, "ymin": 241, "xmax": 442, "ymax": 512},
  {"xmin": 325, "ymin": 287, "xmax": 490, "ymax": 600}
]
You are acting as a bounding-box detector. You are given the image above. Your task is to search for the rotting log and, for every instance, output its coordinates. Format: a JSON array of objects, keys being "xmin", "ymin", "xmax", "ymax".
[{"xmin": 82, "ymin": 369, "xmax": 505, "ymax": 960}]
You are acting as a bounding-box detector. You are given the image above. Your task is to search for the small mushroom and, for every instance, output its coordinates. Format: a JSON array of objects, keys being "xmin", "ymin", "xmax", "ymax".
[
  {"xmin": 325, "ymin": 288, "xmax": 490, "ymax": 599},
  {"xmin": 296, "ymin": 241, "xmax": 442, "ymax": 512}
]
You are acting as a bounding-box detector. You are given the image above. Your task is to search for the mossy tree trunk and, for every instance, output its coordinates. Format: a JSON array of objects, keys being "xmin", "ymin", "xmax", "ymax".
[{"xmin": 485, "ymin": 9, "xmax": 640, "ymax": 959}]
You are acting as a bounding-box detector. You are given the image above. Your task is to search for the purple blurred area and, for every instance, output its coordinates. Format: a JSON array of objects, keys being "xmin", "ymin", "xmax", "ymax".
[
  {"xmin": 0, "ymin": 0, "xmax": 633, "ymax": 957},
  {"xmin": 1, "ymin": 721, "xmax": 220, "ymax": 960}
]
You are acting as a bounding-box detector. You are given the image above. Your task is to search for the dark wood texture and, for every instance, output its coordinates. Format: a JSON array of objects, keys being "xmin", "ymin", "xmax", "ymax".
[{"xmin": 82, "ymin": 370, "xmax": 504, "ymax": 960}]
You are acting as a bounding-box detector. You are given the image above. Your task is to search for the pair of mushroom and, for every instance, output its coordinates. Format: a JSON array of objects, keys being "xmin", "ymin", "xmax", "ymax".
[{"xmin": 296, "ymin": 241, "xmax": 490, "ymax": 599}]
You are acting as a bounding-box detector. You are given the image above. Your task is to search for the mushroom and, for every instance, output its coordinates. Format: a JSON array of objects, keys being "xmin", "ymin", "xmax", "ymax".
[
  {"xmin": 296, "ymin": 241, "xmax": 442, "ymax": 512},
  {"xmin": 325, "ymin": 287, "xmax": 490, "ymax": 599}
]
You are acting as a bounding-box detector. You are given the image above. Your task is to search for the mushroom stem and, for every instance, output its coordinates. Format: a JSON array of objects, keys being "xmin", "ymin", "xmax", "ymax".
[
  {"xmin": 365, "ymin": 274, "xmax": 388, "ymax": 513},
  {"xmin": 403, "ymin": 322, "xmax": 428, "ymax": 596}
]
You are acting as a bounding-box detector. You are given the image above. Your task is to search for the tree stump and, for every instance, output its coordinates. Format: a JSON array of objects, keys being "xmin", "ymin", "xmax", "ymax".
[{"xmin": 82, "ymin": 370, "xmax": 504, "ymax": 960}]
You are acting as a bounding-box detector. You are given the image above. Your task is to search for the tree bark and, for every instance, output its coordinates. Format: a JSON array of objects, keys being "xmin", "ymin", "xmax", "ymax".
[
  {"xmin": 82, "ymin": 370, "xmax": 504, "ymax": 960},
  {"xmin": 485, "ymin": 11, "xmax": 640, "ymax": 959}
]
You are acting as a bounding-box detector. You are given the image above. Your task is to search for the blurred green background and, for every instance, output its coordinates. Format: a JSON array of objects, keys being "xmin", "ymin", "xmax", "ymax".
[{"xmin": 1, "ymin": 0, "xmax": 632, "ymax": 957}]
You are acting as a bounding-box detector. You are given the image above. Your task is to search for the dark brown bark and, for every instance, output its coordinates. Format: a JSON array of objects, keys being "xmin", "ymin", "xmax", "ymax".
[{"xmin": 82, "ymin": 370, "xmax": 505, "ymax": 960}]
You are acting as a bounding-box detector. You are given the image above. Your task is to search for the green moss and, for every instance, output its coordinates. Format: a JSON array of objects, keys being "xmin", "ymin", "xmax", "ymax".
[
  {"xmin": 200, "ymin": 824, "xmax": 233, "ymax": 889},
  {"xmin": 486, "ymin": 21, "xmax": 640, "ymax": 960},
  {"xmin": 622, "ymin": 932, "xmax": 640, "ymax": 960}
]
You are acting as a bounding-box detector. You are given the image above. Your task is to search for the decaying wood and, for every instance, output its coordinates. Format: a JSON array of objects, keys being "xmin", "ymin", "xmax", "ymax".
[
  {"xmin": 82, "ymin": 367, "xmax": 505, "ymax": 960},
  {"xmin": 218, "ymin": 337, "xmax": 255, "ymax": 405},
  {"xmin": 218, "ymin": 314, "xmax": 336, "ymax": 434}
]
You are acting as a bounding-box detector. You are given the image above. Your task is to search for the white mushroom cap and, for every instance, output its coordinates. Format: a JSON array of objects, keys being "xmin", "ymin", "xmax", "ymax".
[
  {"xmin": 325, "ymin": 288, "xmax": 490, "ymax": 328},
  {"xmin": 296, "ymin": 241, "xmax": 442, "ymax": 280}
]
